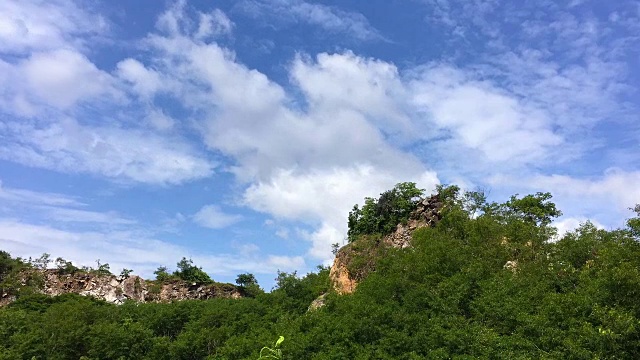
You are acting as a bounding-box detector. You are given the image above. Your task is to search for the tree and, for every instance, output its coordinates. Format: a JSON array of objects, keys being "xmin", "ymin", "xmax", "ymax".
[
  {"xmin": 627, "ymin": 204, "xmax": 640, "ymax": 237},
  {"xmin": 32, "ymin": 253, "xmax": 51, "ymax": 271},
  {"xmin": 504, "ymin": 192, "xmax": 562, "ymax": 226},
  {"xmin": 173, "ymin": 258, "xmax": 212, "ymax": 284},
  {"xmin": 120, "ymin": 269, "xmax": 133, "ymax": 278},
  {"xmin": 236, "ymin": 273, "xmax": 262, "ymax": 297},
  {"xmin": 331, "ymin": 243, "xmax": 340, "ymax": 255},
  {"xmin": 348, "ymin": 182, "xmax": 425, "ymax": 241},
  {"xmin": 55, "ymin": 257, "xmax": 79, "ymax": 275},
  {"xmin": 154, "ymin": 266, "xmax": 171, "ymax": 282},
  {"xmin": 94, "ymin": 259, "xmax": 111, "ymax": 276},
  {"xmin": 235, "ymin": 273, "xmax": 257, "ymax": 288}
]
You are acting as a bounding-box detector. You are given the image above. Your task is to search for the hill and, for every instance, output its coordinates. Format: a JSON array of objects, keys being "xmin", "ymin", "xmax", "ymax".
[{"xmin": 1, "ymin": 184, "xmax": 640, "ymax": 359}]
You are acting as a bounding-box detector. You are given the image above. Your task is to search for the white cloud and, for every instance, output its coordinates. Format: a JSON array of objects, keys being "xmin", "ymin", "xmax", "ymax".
[
  {"xmin": 275, "ymin": 228, "xmax": 290, "ymax": 239},
  {"xmin": 0, "ymin": 0, "xmax": 108, "ymax": 54},
  {"xmin": 39, "ymin": 207, "xmax": 136, "ymax": 226},
  {"xmin": 237, "ymin": 0, "xmax": 383, "ymax": 41},
  {"xmin": 490, "ymin": 169, "xmax": 640, "ymax": 228},
  {"xmin": 156, "ymin": 1, "xmax": 233, "ymax": 40},
  {"xmin": 21, "ymin": 49, "xmax": 117, "ymax": 109},
  {"xmin": 0, "ymin": 180, "xmax": 82, "ymax": 207},
  {"xmin": 410, "ymin": 65, "xmax": 563, "ymax": 164},
  {"xmin": 527, "ymin": 170, "xmax": 640, "ymax": 210},
  {"xmin": 145, "ymin": 108, "xmax": 176, "ymax": 131},
  {"xmin": 116, "ymin": 58, "xmax": 165, "ymax": 99},
  {"xmin": 553, "ymin": 217, "xmax": 605, "ymax": 239},
  {"xmin": 196, "ymin": 9, "xmax": 234, "ymax": 39},
  {"xmin": 193, "ymin": 205, "xmax": 242, "ymax": 229},
  {"xmin": 244, "ymin": 165, "xmax": 439, "ymax": 259},
  {"xmin": 0, "ymin": 119, "xmax": 215, "ymax": 185},
  {"xmin": 291, "ymin": 52, "xmax": 411, "ymax": 136},
  {"xmin": 265, "ymin": 255, "xmax": 305, "ymax": 270}
]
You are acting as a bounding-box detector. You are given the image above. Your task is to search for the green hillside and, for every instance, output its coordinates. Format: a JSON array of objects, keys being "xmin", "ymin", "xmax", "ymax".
[{"xmin": 1, "ymin": 185, "xmax": 639, "ymax": 359}]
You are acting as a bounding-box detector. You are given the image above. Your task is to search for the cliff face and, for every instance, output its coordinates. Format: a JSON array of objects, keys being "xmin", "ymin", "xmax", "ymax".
[
  {"xmin": 329, "ymin": 195, "xmax": 443, "ymax": 294},
  {"xmin": 329, "ymin": 258, "xmax": 358, "ymax": 295},
  {"xmin": 2, "ymin": 269, "xmax": 243, "ymax": 306}
]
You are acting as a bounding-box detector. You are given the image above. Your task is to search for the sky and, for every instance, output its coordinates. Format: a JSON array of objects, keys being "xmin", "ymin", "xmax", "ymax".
[{"xmin": 0, "ymin": 0, "xmax": 639, "ymax": 289}]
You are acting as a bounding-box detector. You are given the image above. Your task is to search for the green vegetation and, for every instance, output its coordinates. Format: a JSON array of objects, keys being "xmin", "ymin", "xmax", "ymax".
[
  {"xmin": 173, "ymin": 257, "xmax": 213, "ymax": 284},
  {"xmin": 347, "ymin": 182, "xmax": 424, "ymax": 241},
  {"xmin": 1, "ymin": 184, "xmax": 640, "ymax": 359},
  {"xmin": 151, "ymin": 258, "xmax": 214, "ymax": 284}
]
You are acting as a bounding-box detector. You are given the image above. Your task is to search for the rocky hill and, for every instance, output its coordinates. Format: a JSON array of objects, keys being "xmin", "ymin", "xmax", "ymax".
[{"xmin": 329, "ymin": 194, "xmax": 443, "ymax": 294}]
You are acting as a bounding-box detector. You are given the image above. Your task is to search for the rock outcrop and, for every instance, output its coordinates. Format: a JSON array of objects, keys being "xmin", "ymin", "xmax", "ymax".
[
  {"xmin": 2, "ymin": 269, "xmax": 243, "ymax": 306},
  {"xmin": 42, "ymin": 270, "xmax": 146, "ymax": 304},
  {"xmin": 329, "ymin": 258, "xmax": 358, "ymax": 295},
  {"xmin": 329, "ymin": 195, "xmax": 443, "ymax": 295}
]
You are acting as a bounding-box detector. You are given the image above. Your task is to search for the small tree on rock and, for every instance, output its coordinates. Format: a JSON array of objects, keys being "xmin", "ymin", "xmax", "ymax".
[{"xmin": 173, "ymin": 258, "xmax": 212, "ymax": 284}]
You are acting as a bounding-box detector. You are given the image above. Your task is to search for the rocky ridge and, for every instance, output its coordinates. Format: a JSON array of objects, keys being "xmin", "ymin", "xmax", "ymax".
[{"xmin": 1, "ymin": 269, "xmax": 243, "ymax": 306}]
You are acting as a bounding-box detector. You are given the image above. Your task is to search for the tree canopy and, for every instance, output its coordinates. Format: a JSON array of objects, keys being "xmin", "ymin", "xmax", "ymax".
[{"xmin": 347, "ymin": 182, "xmax": 424, "ymax": 241}]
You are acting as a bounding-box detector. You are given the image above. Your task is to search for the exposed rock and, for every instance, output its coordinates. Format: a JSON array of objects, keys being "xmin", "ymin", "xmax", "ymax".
[
  {"xmin": 329, "ymin": 256, "xmax": 358, "ymax": 295},
  {"xmin": 42, "ymin": 270, "xmax": 146, "ymax": 304},
  {"xmin": 329, "ymin": 194, "xmax": 443, "ymax": 295},
  {"xmin": 308, "ymin": 293, "xmax": 328, "ymax": 311},
  {"xmin": 383, "ymin": 195, "xmax": 443, "ymax": 249},
  {"xmin": 1, "ymin": 269, "xmax": 243, "ymax": 306},
  {"xmin": 144, "ymin": 280, "xmax": 242, "ymax": 302}
]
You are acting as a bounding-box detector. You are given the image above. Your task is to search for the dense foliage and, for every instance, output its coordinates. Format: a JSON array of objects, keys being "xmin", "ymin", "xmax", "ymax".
[
  {"xmin": 347, "ymin": 182, "xmax": 424, "ymax": 242},
  {"xmin": 1, "ymin": 185, "xmax": 640, "ymax": 359}
]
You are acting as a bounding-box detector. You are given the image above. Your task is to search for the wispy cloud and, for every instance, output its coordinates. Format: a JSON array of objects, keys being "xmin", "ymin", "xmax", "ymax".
[
  {"xmin": 0, "ymin": 219, "xmax": 304, "ymax": 279},
  {"xmin": 236, "ymin": 0, "xmax": 384, "ymax": 41},
  {"xmin": 0, "ymin": 119, "xmax": 215, "ymax": 185},
  {"xmin": 0, "ymin": 0, "xmax": 108, "ymax": 54},
  {"xmin": 0, "ymin": 180, "xmax": 83, "ymax": 207},
  {"xmin": 193, "ymin": 205, "xmax": 243, "ymax": 229}
]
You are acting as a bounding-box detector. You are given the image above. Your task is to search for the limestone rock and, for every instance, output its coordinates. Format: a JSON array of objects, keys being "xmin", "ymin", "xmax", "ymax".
[{"xmin": 1, "ymin": 269, "xmax": 243, "ymax": 306}]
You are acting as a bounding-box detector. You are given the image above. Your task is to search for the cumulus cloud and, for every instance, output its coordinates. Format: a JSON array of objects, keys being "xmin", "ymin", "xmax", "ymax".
[
  {"xmin": 244, "ymin": 165, "xmax": 439, "ymax": 259},
  {"xmin": 195, "ymin": 9, "xmax": 234, "ymax": 39},
  {"xmin": 528, "ymin": 170, "xmax": 640, "ymax": 211},
  {"xmin": 410, "ymin": 65, "xmax": 563, "ymax": 164},
  {"xmin": 21, "ymin": 49, "xmax": 117, "ymax": 109},
  {"xmin": 116, "ymin": 58, "xmax": 165, "ymax": 100},
  {"xmin": 490, "ymin": 169, "xmax": 640, "ymax": 229}
]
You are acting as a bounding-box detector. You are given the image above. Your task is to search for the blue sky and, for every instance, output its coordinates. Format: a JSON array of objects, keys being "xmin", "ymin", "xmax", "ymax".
[{"xmin": 1, "ymin": 0, "xmax": 639, "ymax": 288}]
